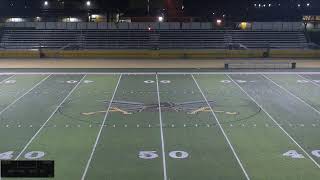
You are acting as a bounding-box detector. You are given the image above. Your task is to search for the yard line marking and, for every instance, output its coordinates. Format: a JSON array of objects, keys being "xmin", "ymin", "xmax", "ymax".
[
  {"xmin": 0, "ymin": 74, "xmax": 15, "ymax": 84},
  {"xmin": 297, "ymin": 74, "xmax": 320, "ymax": 88},
  {"xmin": 227, "ymin": 74, "xmax": 320, "ymax": 169},
  {"xmin": 0, "ymin": 74, "xmax": 51, "ymax": 116},
  {"xmin": 192, "ymin": 75, "xmax": 250, "ymax": 180},
  {"xmin": 81, "ymin": 74, "xmax": 122, "ymax": 180},
  {"xmin": 15, "ymin": 74, "xmax": 86, "ymax": 160},
  {"xmin": 262, "ymin": 74, "xmax": 320, "ymax": 116},
  {"xmin": 156, "ymin": 74, "xmax": 168, "ymax": 180}
]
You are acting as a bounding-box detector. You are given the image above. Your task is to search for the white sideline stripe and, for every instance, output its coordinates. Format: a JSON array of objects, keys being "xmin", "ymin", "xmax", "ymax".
[
  {"xmin": 0, "ymin": 72, "xmax": 155, "ymax": 75},
  {"xmin": 262, "ymin": 74, "xmax": 320, "ymax": 117},
  {"xmin": 155, "ymin": 74, "xmax": 168, "ymax": 180},
  {"xmin": 1, "ymin": 72, "xmax": 320, "ymax": 75},
  {"xmin": 297, "ymin": 74, "xmax": 320, "ymax": 88},
  {"xmin": 159, "ymin": 72, "xmax": 320, "ymax": 75},
  {"xmin": 0, "ymin": 74, "xmax": 51, "ymax": 116},
  {"xmin": 15, "ymin": 74, "xmax": 87, "ymax": 160},
  {"xmin": 227, "ymin": 74, "xmax": 320, "ymax": 169},
  {"xmin": 81, "ymin": 74, "xmax": 122, "ymax": 180},
  {"xmin": 191, "ymin": 75, "xmax": 250, "ymax": 180}
]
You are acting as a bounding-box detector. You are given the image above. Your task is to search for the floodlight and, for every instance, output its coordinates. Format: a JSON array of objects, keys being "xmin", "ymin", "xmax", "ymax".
[
  {"xmin": 86, "ymin": 1, "xmax": 91, "ymax": 7},
  {"xmin": 216, "ymin": 19, "xmax": 222, "ymax": 25},
  {"xmin": 158, "ymin": 16, "xmax": 164, "ymax": 22}
]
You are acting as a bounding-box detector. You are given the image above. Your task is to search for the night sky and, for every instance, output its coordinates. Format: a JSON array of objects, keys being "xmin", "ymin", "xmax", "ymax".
[{"xmin": 0, "ymin": 0, "xmax": 318, "ymax": 19}]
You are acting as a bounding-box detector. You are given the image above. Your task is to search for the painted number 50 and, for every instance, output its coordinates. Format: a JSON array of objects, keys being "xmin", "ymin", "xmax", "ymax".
[{"xmin": 139, "ymin": 150, "xmax": 189, "ymax": 159}]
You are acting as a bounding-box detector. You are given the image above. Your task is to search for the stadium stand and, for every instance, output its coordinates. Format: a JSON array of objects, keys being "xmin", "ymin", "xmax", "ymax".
[
  {"xmin": 158, "ymin": 30, "xmax": 225, "ymax": 49},
  {"xmin": 229, "ymin": 31, "xmax": 308, "ymax": 49},
  {"xmin": 0, "ymin": 28, "xmax": 308, "ymax": 50}
]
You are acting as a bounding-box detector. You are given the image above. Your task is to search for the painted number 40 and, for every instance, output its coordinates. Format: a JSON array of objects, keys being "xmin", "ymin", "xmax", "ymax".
[
  {"xmin": 283, "ymin": 150, "xmax": 320, "ymax": 159},
  {"xmin": 0, "ymin": 151, "xmax": 45, "ymax": 160},
  {"xmin": 139, "ymin": 151, "xmax": 189, "ymax": 159}
]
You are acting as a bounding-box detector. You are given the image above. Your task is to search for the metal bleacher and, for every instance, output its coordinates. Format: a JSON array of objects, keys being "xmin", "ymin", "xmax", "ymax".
[
  {"xmin": 0, "ymin": 28, "xmax": 308, "ymax": 50},
  {"xmin": 158, "ymin": 30, "xmax": 226, "ymax": 49},
  {"xmin": 229, "ymin": 31, "xmax": 308, "ymax": 49},
  {"xmin": 84, "ymin": 30, "xmax": 149, "ymax": 49}
]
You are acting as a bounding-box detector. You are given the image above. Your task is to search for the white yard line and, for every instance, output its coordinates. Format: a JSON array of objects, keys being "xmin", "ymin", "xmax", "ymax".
[
  {"xmin": 15, "ymin": 74, "xmax": 87, "ymax": 159},
  {"xmin": 81, "ymin": 74, "xmax": 122, "ymax": 180},
  {"xmin": 155, "ymin": 74, "xmax": 168, "ymax": 180},
  {"xmin": 0, "ymin": 74, "xmax": 15, "ymax": 84},
  {"xmin": 226, "ymin": 74, "xmax": 320, "ymax": 169},
  {"xmin": 0, "ymin": 74, "xmax": 51, "ymax": 116},
  {"xmin": 262, "ymin": 74, "xmax": 320, "ymax": 116},
  {"xmin": 191, "ymin": 74, "xmax": 250, "ymax": 180},
  {"xmin": 297, "ymin": 74, "xmax": 320, "ymax": 88}
]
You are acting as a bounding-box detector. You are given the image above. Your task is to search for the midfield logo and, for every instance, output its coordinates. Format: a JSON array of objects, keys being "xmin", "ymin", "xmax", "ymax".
[{"xmin": 81, "ymin": 101, "xmax": 238, "ymax": 115}]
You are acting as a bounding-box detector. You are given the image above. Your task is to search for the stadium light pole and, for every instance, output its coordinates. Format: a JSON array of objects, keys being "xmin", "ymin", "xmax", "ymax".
[
  {"xmin": 147, "ymin": 0, "xmax": 150, "ymax": 15},
  {"xmin": 86, "ymin": 1, "xmax": 92, "ymax": 22}
]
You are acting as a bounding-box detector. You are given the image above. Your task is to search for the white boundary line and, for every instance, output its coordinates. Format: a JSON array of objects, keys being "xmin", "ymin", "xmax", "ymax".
[
  {"xmin": 0, "ymin": 72, "xmax": 320, "ymax": 75},
  {"xmin": 81, "ymin": 74, "xmax": 122, "ymax": 180},
  {"xmin": 262, "ymin": 74, "xmax": 320, "ymax": 115},
  {"xmin": 155, "ymin": 74, "xmax": 168, "ymax": 180},
  {"xmin": 297, "ymin": 74, "xmax": 320, "ymax": 88},
  {"xmin": 0, "ymin": 74, "xmax": 51, "ymax": 116},
  {"xmin": 226, "ymin": 74, "xmax": 320, "ymax": 169},
  {"xmin": 191, "ymin": 74, "xmax": 250, "ymax": 180},
  {"xmin": 0, "ymin": 75, "xmax": 14, "ymax": 180},
  {"xmin": 161, "ymin": 72, "xmax": 320, "ymax": 75},
  {"xmin": 15, "ymin": 74, "xmax": 87, "ymax": 159}
]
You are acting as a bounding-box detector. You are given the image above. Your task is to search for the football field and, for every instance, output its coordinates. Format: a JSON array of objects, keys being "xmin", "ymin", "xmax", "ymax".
[{"xmin": 0, "ymin": 71, "xmax": 320, "ymax": 180}]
